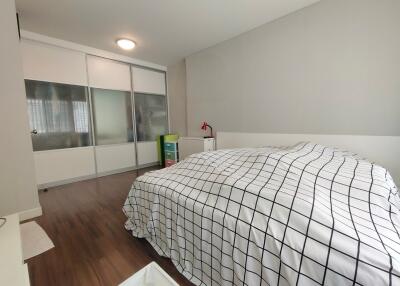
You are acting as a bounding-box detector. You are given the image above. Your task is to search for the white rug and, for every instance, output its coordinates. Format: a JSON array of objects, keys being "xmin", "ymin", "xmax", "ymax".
[{"xmin": 20, "ymin": 221, "xmax": 54, "ymax": 260}]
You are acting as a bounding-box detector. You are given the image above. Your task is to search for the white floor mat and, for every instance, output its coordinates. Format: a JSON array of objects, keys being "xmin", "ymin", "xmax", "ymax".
[{"xmin": 20, "ymin": 221, "xmax": 54, "ymax": 260}]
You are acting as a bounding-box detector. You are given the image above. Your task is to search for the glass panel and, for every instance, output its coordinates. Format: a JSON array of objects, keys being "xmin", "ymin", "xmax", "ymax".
[
  {"xmin": 135, "ymin": 93, "xmax": 168, "ymax": 141},
  {"xmin": 91, "ymin": 88, "xmax": 133, "ymax": 145},
  {"xmin": 25, "ymin": 80, "xmax": 91, "ymax": 151}
]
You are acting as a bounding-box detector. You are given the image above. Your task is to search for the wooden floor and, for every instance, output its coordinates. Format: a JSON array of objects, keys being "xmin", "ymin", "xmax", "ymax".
[{"xmin": 27, "ymin": 167, "xmax": 193, "ymax": 286}]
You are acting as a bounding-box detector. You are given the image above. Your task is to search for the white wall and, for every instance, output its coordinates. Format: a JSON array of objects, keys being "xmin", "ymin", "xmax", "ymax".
[
  {"xmin": 167, "ymin": 59, "xmax": 187, "ymax": 136},
  {"xmin": 186, "ymin": 0, "xmax": 400, "ymax": 137},
  {"xmin": 0, "ymin": 0, "xmax": 41, "ymax": 218}
]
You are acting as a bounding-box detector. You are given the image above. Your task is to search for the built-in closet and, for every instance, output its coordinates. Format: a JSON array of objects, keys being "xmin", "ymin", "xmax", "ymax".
[{"xmin": 20, "ymin": 38, "xmax": 168, "ymax": 188}]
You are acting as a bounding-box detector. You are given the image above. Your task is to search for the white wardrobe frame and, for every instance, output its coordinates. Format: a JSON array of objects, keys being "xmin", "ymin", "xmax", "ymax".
[{"xmin": 21, "ymin": 31, "xmax": 169, "ymax": 188}]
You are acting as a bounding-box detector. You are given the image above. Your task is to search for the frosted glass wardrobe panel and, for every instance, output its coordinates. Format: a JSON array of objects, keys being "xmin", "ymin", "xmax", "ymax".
[
  {"xmin": 135, "ymin": 93, "xmax": 168, "ymax": 142},
  {"xmin": 91, "ymin": 88, "xmax": 134, "ymax": 145}
]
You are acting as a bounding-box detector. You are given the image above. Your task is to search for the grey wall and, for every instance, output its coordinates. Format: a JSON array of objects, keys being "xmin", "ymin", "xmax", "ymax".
[
  {"xmin": 186, "ymin": 0, "xmax": 400, "ymax": 137},
  {"xmin": 0, "ymin": 0, "xmax": 40, "ymax": 216},
  {"xmin": 167, "ymin": 59, "xmax": 187, "ymax": 136}
]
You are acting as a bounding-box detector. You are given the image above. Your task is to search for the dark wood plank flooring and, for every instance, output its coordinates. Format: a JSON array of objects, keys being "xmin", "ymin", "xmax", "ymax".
[{"xmin": 27, "ymin": 167, "xmax": 193, "ymax": 286}]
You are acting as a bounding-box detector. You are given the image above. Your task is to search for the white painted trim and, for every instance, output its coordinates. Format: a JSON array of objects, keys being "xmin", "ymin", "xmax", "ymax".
[
  {"xmin": 37, "ymin": 162, "xmax": 160, "ymax": 189},
  {"xmin": 37, "ymin": 174, "xmax": 97, "ymax": 190},
  {"xmin": 21, "ymin": 30, "xmax": 167, "ymax": 72},
  {"xmin": 216, "ymin": 132, "xmax": 400, "ymax": 185},
  {"xmin": 96, "ymin": 162, "xmax": 159, "ymax": 178},
  {"xmin": 33, "ymin": 146, "xmax": 94, "ymax": 154},
  {"xmin": 96, "ymin": 167, "xmax": 137, "ymax": 179},
  {"xmin": 94, "ymin": 142, "xmax": 138, "ymax": 148},
  {"xmin": 19, "ymin": 206, "xmax": 42, "ymax": 222}
]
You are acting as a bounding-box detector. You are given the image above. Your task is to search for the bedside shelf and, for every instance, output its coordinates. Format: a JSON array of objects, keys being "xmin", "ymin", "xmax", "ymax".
[{"xmin": 178, "ymin": 137, "xmax": 215, "ymax": 160}]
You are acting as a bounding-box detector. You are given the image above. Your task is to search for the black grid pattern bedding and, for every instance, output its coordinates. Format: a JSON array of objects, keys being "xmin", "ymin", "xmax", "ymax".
[{"xmin": 123, "ymin": 143, "xmax": 400, "ymax": 286}]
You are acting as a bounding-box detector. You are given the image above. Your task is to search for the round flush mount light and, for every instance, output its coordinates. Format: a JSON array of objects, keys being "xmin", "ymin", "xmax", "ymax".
[{"xmin": 116, "ymin": 38, "xmax": 136, "ymax": 50}]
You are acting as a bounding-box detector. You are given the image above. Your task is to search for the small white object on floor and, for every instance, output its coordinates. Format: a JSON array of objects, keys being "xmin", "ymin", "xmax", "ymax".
[
  {"xmin": 20, "ymin": 221, "xmax": 54, "ymax": 260},
  {"xmin": 119, "ymin": 262, "xmax": 179, "ymax": 286}
]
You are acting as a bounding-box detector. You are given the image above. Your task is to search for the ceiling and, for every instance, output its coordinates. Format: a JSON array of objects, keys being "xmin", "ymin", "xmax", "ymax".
[{"xmin": 16, "ymin": 0, "xmax": 320, "ymax": 66}]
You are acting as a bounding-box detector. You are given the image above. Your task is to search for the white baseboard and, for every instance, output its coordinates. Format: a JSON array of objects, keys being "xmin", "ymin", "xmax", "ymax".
[
  {"xmin": 19, "ymin": 206, "xmax": 42, "ymax": 222},
  {"xmin": 37, "ymin": 162, "xmax": 160, "ymax": 189},
  {"xmin": 96, "ymin": 162, "xmax": 159, "ymax": 178},
  {"xmin": 37, "ymin": 174, "xmax": 97, "ymax": 190}
]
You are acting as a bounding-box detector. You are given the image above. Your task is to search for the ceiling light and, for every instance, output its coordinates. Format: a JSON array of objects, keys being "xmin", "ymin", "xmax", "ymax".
[{"xmin": 116, "ymin": 39, "xmax": 136, "ymax": 50}]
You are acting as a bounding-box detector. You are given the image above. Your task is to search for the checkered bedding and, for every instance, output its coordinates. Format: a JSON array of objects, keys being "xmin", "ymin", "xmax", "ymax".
[{"xmin": 123, "ymin": 142, "xmax": 400, "ymax": 286}]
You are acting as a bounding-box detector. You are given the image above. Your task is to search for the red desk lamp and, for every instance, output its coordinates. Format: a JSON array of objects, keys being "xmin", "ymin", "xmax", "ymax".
[{"xmin": 201, "ymin": 122, "xmax": 213, "ymax": 138}]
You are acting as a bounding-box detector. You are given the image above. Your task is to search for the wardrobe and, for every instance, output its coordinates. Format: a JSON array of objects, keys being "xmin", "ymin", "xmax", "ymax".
[{"xmin": 20, "ymin": 37, "xmax": 168, "ymax": 188}]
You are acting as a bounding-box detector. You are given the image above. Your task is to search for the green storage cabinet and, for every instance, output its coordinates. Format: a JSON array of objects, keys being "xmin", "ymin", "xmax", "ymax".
[{"xmin": 159, "ymin": 134, "xmax": 179, "ymax": 167}]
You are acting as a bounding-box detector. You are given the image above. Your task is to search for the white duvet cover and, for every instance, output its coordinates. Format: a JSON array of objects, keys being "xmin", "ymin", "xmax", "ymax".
[{"xmin": 123, "ymin": 143, "xmax": 400, "ymax": 286}]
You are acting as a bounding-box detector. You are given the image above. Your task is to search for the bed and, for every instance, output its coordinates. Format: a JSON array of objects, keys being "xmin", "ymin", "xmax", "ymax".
[{"xmin": 123, "ymin": 142, "xmax": 400, "ymax": 286}]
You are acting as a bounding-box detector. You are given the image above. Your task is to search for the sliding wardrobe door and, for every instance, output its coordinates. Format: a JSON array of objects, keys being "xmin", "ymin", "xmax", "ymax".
[
  {"xmin": 87, "ymin": 56, "xmax": 136, "ymax": 174},
  {"xmin": 131, "ymin": 67, "xmax": 168, "ymax": 165},
  {"xmin": 21, "ymin": 40, "xmax": 96, "ymax": 186}
]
